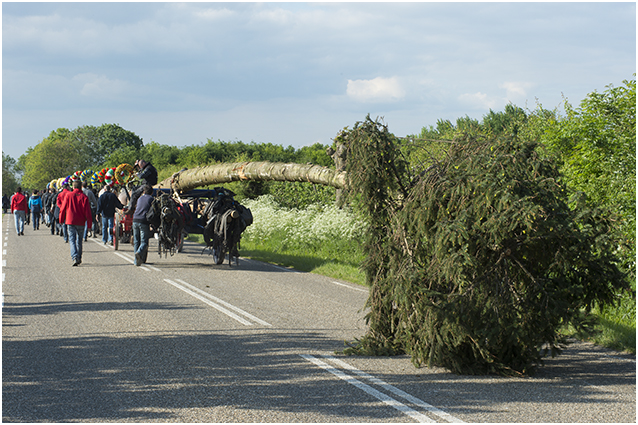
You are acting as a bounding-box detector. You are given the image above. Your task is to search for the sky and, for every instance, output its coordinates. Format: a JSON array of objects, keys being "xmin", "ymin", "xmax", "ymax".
[{"xmin": 2, "ymin": 2, "xmax": 636, "ymax": 161}]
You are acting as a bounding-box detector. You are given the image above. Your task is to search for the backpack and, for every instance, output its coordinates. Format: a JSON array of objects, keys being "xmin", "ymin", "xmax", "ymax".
[{"xmin": 30, "ymin": 197, "xmax": 42, "ymax": 214}]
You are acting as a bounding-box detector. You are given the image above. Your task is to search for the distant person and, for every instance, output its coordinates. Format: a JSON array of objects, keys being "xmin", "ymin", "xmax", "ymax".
[
  {"xmin": 60, "ymin": 181, "xmax": 92, "ymax": 266},
  {"xmin": 96, "ymin": 184, "xmax": 124, "ymax": 246},
  {"xmin": 10, "ymin": 187, "xmax": 27, "ymax": 236},
  {"xmin": 56, "ymin": 184, "xmax": 71, "ymax": 243},
  {"xmin": 82, "ymin": 181, "xmax": 98, "ymax": 241},
  {"xmin": 132, "ymin": 184, "xmax": 154, "ymax": 266},
  {"xmin": 28, "ymin": 190, "xmax": 43, "ymax": 230},
  {"xmin": 43, "ymin": 187, "xmax": 55, "ymax": 229},
  {"xmin": 2, "ymin": 194, "xmax": 9, "ymax": 213}
]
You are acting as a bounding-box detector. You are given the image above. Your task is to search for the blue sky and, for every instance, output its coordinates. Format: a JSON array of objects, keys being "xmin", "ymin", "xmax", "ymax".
[{"xmin": 2, "ymin": 2, "xmax": 636, "ymax": 161}]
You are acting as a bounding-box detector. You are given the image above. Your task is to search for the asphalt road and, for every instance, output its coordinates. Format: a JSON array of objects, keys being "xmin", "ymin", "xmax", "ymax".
[{"xmin": 2, "ymin": 214, "xmax": 636, "ymax": 422}]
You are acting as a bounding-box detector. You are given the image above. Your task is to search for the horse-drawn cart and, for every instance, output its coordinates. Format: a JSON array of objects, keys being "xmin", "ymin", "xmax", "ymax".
[{"xmin": 114, "ymin": 187, "xmax": 252, "ymax": 266}]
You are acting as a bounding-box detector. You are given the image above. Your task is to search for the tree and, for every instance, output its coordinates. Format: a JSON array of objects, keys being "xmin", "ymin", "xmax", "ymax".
[
  {"xmin": 540, "ymin": 78, "xmax": 636, "ymax": 279},
  {"xmin": 2, "ymin": 152, "xmax": 20, "ymax": 196},
  {"xmin": 76, "ymin": 123, "xmax": 144, "ymax": 167},
  {"xmin": 341, "ymin": 116, "xmax": 628, "ymax": 376},
  {"xmin": 18, "ymin": 128, "xmax": 81, "ymax": 190}
]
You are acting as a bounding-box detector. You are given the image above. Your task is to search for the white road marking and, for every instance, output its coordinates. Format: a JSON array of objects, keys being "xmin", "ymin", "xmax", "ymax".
[
  {"xmin": 113, "ymin": 252, "xmax": 150, "ymax": 271},
  {"xmin": 332, "ymin": 280, "xmax": 368, "ymax": 292},
  {"xmin": 323, "ymin": 355, "xmax": 464, "ymax": 423},
  {"xmin": 2, "ymin": 260, "xmax": 6, "ymax": 267},
  {"xmin": 301, "ymin": 354, "xmax": 435, "ymax": 423},
  {"xmin": 175, "ymin": 278, "xmax": 272, "ymax": 327},
  {"xmin": 90, "ymin": 239, "xmax": 113, "ymax": 249},
  {"xmin": 163, "ymin": 279, "xmax": 253, "ymax": 326}
]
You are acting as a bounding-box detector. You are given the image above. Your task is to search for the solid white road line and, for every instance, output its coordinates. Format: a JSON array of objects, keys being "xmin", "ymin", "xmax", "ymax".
[
  {"xmin": 163, "ymin": 278, "xmax": 253, "ymax": 326},
  {"xmin": 323, "ymin": 355, "xmax": 464, "ymax": 423},
  {"xmin": 175, "ymin": 278, "xmax": 272, "ymax": 327},
  {"xmin": 301, "ymin": 354, "xmax": 434, "ymax": 423},
  {"xmin": 113, "ymin": 252, "xmax": 150, "ymax": 271},
  {"xmin": 332, "ymin": 280, "xmax": 368, "ymax": 292}
]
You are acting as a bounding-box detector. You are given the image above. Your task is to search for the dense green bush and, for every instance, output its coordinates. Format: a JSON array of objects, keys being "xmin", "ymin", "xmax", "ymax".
[{"xmin": 341, "ymin": 116, "xmax": 629, "ymax": 376}]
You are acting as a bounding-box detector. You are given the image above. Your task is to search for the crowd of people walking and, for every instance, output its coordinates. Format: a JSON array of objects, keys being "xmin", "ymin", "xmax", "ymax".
[{"xmin": 6, "ymin": 159, "xmax": 158, "ymax": 268}]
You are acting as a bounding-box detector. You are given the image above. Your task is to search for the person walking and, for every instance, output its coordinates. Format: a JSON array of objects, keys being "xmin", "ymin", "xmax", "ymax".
[
  {"xmin": 59, "ymin": 180, "xmax": 92, "ymax": 266},
  {"xmin": 43, "ymin": 187, "xmax": 55, "ymax": 230},
  {"xmin": 28, "ymin": 190, "xmax": 43, "ymax": 230},
  {"xmin": 10, "ymin": 187, "xmax": 27, "ymax": 236},
  {"xmin": 96, "ymin": 184, "xmax": 124, "ymax": 245},
  {"xmin": 56, "ymin": 184, "xmax": 71, "ymax": 242},
  {"xmin": 124, "ymin": 159, "xmax": 158, "ymax": 214},
  {"xmin": 82, "ymin": 181, "xmax": 98, "ymax": 241},
  {"xmin": 131, "ymin": 184, "xmax": 154, "ymax": 266},
  {"xmin": 2, "ymin": 194, "xmax": 10, "ymax": 214}
]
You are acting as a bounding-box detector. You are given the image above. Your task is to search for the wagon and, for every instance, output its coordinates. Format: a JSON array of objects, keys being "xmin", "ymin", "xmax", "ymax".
[{"xmin": 114, "ymin": 187, "xmax": 251, "ymax": 266}]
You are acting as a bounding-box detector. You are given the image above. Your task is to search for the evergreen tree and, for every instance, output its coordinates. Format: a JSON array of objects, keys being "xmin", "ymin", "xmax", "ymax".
[{"xmin": 342, "ymin": 116, "xmax": 628, "ymax": 376}]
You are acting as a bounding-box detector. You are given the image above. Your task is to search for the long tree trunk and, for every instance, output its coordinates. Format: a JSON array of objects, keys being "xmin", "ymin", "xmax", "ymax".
[{"xmin": 156, "ymin": 161, "xmax": 347, "ymax": 192}]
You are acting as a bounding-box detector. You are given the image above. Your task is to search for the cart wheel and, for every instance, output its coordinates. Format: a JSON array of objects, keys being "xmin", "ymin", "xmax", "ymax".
[{"xmin": 213, "ymin": 244, "xmax": 225, "ymax": 265}]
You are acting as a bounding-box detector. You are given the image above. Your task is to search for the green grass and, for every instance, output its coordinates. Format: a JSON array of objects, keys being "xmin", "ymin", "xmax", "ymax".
[
  {"xmin": 561, "ymin": 296, "xmax": 636, "ymax": 354},
  {"xmin": 186, "ymin": 233, "xmax": 366, "ymax": 286}
]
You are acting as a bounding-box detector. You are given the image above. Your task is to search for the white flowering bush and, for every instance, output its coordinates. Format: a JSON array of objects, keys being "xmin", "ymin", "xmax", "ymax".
[{"xmin": 241, "ymin": 195, "xmax": 367, "ymax": 252}]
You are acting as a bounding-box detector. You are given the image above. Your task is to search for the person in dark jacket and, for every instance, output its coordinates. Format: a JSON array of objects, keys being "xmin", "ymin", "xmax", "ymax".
[
  {"xmin": 43, "ymin": 187, "xmax": 55, "ymax": 229},
  {"xmin": 2, "ymin": 195, "xmax": 9, "ymax": 214},
  {"xmin": 125, "ymin": 159, "xmax": 158, "ymax": 214},
  {"xmin": 96, "ymin": 184, "xmax": 124, "ymax": 245},
  {"xmin": 49, "ymin": 188, "xmax": 59, "ymax": 235},
  {"xmin": 56, "ymin": 185, "xmax": 71, "ymax": 242},
  {"xmin": 132, "ymin": 184, "xmax": 154, "ymax": 266}
]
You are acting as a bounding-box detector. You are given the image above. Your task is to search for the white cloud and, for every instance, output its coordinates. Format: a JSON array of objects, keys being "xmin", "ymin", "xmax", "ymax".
[
  {"xmin": 346, "ymin": 77, "xmax": 406, "ymax": 103},
  {"xmin": 499, "ymin": 82, "xmax": 533, "ymax": 101},
  {"xmin": 457, "ymin": 92, "xmax": 500, "ymax": 110},
  {"xmin": 72, "ymin": 73, "xmax": 127, "ymax": 98}
]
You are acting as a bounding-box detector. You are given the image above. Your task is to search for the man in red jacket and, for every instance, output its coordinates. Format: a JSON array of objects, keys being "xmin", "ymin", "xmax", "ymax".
[
  {"xmin": 60, "ymin": 180, "xmax": 93, "ymax": 266},
  {"xmin": 10, "ymin": 187, "xmax": 28, "ymax": 236}
]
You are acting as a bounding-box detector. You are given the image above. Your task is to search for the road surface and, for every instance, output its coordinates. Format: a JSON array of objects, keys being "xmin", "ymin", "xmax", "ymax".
[{"xmin": 2, "ymin": 214, "xmax": 635, "ymax": 422}]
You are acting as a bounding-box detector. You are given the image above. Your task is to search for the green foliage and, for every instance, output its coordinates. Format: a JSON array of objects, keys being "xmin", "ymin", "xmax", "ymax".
[
  {"xmin": 269, "ymin": 181, "xmax": 336, "ymax": 209},
  {"xmin": 17, "ymin": 124, "xmax": 144, "ymax": 189},
  {"xmin": 2, "ymin": 152, "xmax": 20, "ymax": 196},
  {"xmin": 18, "ymin": 128, "xmax": 82, "ymax": 190},
  {"xmin": 341, "ymin": 116, "xmax": 629, "ymax": 376},
  {"xmin": 539, "ymin": 78, "xmax": 636, "ymax": 280}
]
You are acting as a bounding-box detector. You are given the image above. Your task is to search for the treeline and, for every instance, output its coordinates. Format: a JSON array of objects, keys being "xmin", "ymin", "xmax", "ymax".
[{"xmin": 4, "ymin": 77, "xmax": 635, "ymax": 275}]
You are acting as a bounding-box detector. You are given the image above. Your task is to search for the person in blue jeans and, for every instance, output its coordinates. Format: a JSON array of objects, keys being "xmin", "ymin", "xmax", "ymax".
[
  {"xmin": 130, "ymin": 184, "xmax": 154, "ymax": 266},
  {"xmin": 28, "ymin": 190, "xmax": 43, "ymax": 230},
  {"xmin": 96, "ymin": 184, "xmax": 124, "ymax": 245}
]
